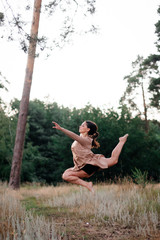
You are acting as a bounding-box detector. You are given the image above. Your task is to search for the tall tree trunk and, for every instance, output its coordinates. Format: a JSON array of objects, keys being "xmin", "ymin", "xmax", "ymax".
[
  {"xmin": 141, "ymin": 82, "xmax": 149, "ymax": 133},
  {"xmin": 9, "ymin": 0, "xmax": 42, "ymax": 189}
]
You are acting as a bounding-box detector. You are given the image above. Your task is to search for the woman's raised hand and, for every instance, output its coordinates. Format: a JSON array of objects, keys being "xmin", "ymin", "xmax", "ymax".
[{"xmin": 52, "ymin": 121, "xmax": 62, "ymax": 130}]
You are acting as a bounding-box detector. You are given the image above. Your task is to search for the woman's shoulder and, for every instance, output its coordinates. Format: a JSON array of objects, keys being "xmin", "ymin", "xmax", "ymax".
[{"xmin": 81, "ymin": 135, "xmax": 92, "ymax": 144}]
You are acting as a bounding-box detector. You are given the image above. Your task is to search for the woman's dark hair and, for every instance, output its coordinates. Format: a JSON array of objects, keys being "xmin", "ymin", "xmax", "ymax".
[{"xmin": 86, "ymin": 120, "xmax": 100, "ymax": 148}]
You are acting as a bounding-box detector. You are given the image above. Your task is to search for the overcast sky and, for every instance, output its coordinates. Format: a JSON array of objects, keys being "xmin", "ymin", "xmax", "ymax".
[{"xmin": 0, "ymin": 0, "xmax": 159, "ymax": 111}]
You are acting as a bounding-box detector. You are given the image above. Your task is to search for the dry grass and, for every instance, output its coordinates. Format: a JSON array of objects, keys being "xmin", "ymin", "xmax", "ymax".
[
  {"xmin": 0, "ymin": 181, "xmax": 160, "ymax": 239},
  {"xmin": 0, "ymin": 182, "xmax": 56, "ymax": 240}
]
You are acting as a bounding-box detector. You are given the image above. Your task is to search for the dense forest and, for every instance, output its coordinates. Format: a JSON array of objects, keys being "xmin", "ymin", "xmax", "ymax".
[
  {"xmin": 0, "ymin": 98, "xmax": 160, "ymax": 184},
  {"xmin": 0, "ymin": 3, "xmax": 160, "ymax": 185}
]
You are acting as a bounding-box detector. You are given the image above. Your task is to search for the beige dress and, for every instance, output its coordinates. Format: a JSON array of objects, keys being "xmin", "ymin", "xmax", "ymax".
[{"xmin": 71, "ymin": 136, "xmax": 108, "ymax": 171}]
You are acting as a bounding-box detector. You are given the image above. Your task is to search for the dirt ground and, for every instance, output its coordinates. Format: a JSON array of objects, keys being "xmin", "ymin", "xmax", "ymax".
[{"xmin": 50, "ymin": 213, "xmax": 160, "ymax": 240}]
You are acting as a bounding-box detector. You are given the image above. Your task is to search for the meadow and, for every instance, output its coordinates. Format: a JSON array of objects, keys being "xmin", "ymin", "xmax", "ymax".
[{"xmin": 0, "ymin": 181, "xmax": 160, "ymax": 240}]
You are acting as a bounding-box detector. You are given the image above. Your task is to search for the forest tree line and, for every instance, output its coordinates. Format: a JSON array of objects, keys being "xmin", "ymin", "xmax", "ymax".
[
  {"xmin": 0, "ymin": 3, "xmax": 160, "ymax": 185},
  {"xmin": 0, "ymin": 98, "xmax": 160, "ymax": 184}
]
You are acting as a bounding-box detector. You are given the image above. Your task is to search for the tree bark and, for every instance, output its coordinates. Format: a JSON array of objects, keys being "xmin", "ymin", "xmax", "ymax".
[
  {"xmin": 9, "ymin": 0, "xmax": 42, "ymax": 189},
  {"xmin": 141, "ymin": 82, "xmax": 149, "ymax": 133}
]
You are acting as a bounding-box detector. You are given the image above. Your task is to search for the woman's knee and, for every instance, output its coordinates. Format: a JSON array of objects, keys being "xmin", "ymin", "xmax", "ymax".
[
  {"xmin": 62, "ymin": 170, "xmax": 71, "ymax": 181},
  {"xmin": 62, "ymin": 171, "xmax": 67, "ymax": 180}
]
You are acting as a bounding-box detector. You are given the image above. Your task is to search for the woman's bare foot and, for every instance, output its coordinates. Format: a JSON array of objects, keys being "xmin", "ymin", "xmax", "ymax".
[
  {"xmin": 86, "ymin": 181, "xmax": 94, "ymax": 193},
  {"xmin": 119, "ymin": 134, "xmax": 129, "ymax": 143}
]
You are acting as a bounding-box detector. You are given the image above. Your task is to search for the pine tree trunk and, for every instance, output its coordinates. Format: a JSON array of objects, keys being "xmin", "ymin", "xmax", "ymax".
[
  {"xmin": 9, "ymin": 0, "xmax": 42, "ymax": 189},
  {"xmin": 141, "ymin": 82, "xmax": 149, "ymax": 133}
]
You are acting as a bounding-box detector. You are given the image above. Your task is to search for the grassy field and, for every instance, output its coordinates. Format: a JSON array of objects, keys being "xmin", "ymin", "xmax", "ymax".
[{"xmin": 0, "ymin": 181, "xmax": 160, "ymax": 240}]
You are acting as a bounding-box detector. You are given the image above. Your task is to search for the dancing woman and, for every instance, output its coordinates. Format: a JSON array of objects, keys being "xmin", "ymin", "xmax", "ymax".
[{"xmin": 52, "ymin": 120, "xmax": 128, "ymax": 192}]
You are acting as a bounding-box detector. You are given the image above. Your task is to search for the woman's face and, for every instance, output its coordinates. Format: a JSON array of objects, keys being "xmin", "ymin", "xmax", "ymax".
[{"xmin": 79, "ymin": 121, "xmax": 90, "ymax": 134}]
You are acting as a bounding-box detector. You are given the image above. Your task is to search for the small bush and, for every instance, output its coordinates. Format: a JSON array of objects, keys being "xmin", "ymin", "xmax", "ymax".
[{"xmin": 132, "ymin": 168, "xmax": 148, "ymax": 188}]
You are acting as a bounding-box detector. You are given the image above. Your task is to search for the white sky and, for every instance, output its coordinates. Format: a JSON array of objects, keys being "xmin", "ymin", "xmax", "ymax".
[{"xmin": 0, "ymin": 0, "xmax": 159, "ymax": 111}]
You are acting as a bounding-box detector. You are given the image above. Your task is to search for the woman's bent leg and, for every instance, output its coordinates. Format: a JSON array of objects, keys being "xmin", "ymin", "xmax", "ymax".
[
  {"xmin": 106, "ymin": 134, "xmax": 128, "ymax": 167},
  {"xmin": 62, "ymin": 168, "xmax": 94, "ymax": 192}
]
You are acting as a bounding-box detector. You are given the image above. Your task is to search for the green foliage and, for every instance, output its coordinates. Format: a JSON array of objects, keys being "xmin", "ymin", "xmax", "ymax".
[
  {"xmin": 131, "ymin": 168, "xmax": 148, "ymax": 188},
  {"xmin": 155, "ymin": 6, "xmax": 160, "ymax": 51},
  {"xmin": 0, "ymin": 72, "xmax": 9, "ymax": 105},
  {"xmin": 0, "ymin": 99, "xmax": 160, "ymax": 184},
  {"xmin": 121, "ymin": 5, "xmax": 160, "ymax": 111},
  {"xmin": 148, "ymin": 77, "xmax": 160, "ymax": 109},
  {"xmin": 120, "ymin": 55, "xmax": 153, "ymax": 134},
  {"xmin": 0, "ymin": 106, "xmax": 17, "ymax": 181},
  {"xmin": 0, "ymin": 12, "xmax": 4, "ymax": 26},
  {"xmin": 139, "ymin": 6, "xmax": 160, "ymax": 110},
  {"xmin": 142, "ymin": 55, "xmax": 160, "ymax": 109}
]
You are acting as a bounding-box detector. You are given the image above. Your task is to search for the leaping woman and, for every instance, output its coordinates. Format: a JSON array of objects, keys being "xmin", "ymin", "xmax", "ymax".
[{"xmin": 52, "ymin": 120, "xmax": 128, "ymax": 193}]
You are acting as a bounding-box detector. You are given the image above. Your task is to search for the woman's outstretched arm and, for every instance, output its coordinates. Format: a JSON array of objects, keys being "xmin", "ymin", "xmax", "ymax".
[{"xmin": 52, "ymin": 121, "xmax": 90, "ymax": 146}]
